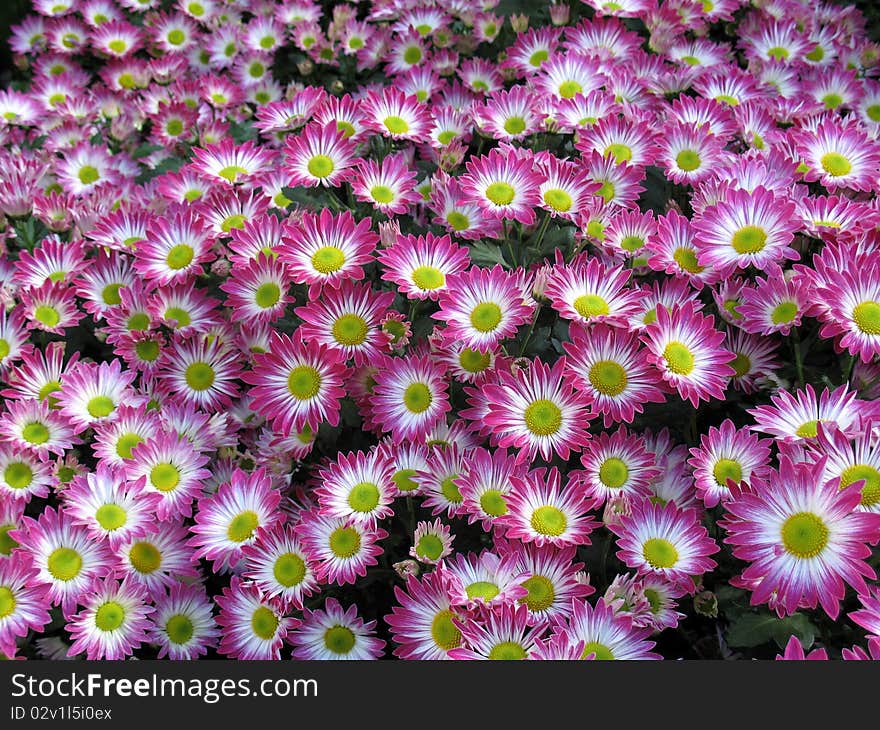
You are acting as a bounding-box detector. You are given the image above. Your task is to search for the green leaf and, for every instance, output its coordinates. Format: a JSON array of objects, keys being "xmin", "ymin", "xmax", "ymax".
[
  {"xmin": 726, "ymin": 611, "xmax": 818, "ymax": 650},
  {"xmin": 468, "ymin": 241, "xmax": 508, "ymax": 269}
]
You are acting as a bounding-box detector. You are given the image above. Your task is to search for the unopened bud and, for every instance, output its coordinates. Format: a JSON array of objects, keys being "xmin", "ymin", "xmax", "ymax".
[
  {"xmin": 393, "ymin": 560, "xmax": 420, "ymax": 579},
  {"xmin": 549, "ymin": 3, "xmax": 570, "ymax": 26},
  {"xmin": 510, "ymin": 14, "xmax": 529, "ymax": 34},
  {"xmin": 297, "ymin": 59, "xmax": 314, "ymax": 77},
  {"xmin": 694, "ymin": 591, "xmax": 718, "ymax": 618}
]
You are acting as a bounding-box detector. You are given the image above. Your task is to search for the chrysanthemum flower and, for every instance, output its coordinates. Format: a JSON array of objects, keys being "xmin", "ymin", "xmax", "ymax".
[
  {"xmin": 90, "ymin": 404, "xmax": 160, "ymax": 469},
  {"xmin": 407, "ymin": 518, "xmax": 452, "ymax": 565},
  {"xmin": 775, "ymin": 634, "xmax": 829, "ymax": 661},
  {"xmin": 448, "ymin": 603, "xmax": 547, "ymax": 660},
  {"xmin": 576, "ymin": 428, "xmax": 660, "ymax": 504},
  {"xmin": 190, "ymin": 138, "xmax": 274, "ymax": 187},
  {"xmin": 722, "ymin": 455, "xmax": 880, "ymax": 618},
  {"xmin": 484, "ymin": 357, "xmax": 594, "ymax": 462},
  {"xmin": 792, "ymin": 119, "xmax": 880, "ymax": 193},
  {"xmin": 807, "ymin": 422, "xmax": 880, "ymax": 514},
  {"xmin": 738, "ymin": 271, "xmax": 818, "ymax": 336},
  {"xmin": 377, "ymin": 232, "xmax": 469, "ymax": 301},
  {"xmin": 553, "ymin": 597, "xmax": 661, "ymax": 660},
  {"xmin": 458, "ymin": 148, "xmax": 542, "ymax": 225},
  {"xmin": 361, "ymin": 87, "xmax": 432, "ymax": 142},
  {"xmin": 18, "ymin": 280, "xmax": 82, "ymax": 334},
  {"xmin": 688, "ymin": 419, "xmax": 772, "ymax": 509},
  {"xmin": 216, "ymin": 578, "xmax": 294, "ymax": 661},
  {"xmin": 818, "ymin": 263, "xmax": 880, "ymax": 364},
  {"xmin": 0, "ymin": 306, "xmax": 30, "ymax": 376},
  {"xmin": 642, "ymin": 302, "xmax": 735, "ymax": 407},
  {"xmin": 134, "ymin": 206, "xmax": 215, "ymax": 286},
  {"xmin": 0, "ymin": 502, "xmax": 23, "ymax": 559},
  {"xmin": 457, "ymin": 447, "xmax": 520, "ymax": 531},
  {"xmin": 148, "ymin": 582, "xmax": 220, "ymax": 661},
  {"xmin": 296, "ymin": 513, "xmax": 388, "ymax": 586},
  {"xmin": 435, "ymin": 265, "xmax": 533, "ymax": 351},
  {"xmin": 724, "ymin": 328, "xmax": 781, "ymax": 394},
  {"xmin": 113, "ymin": 521, "xmax": 197, "ymax": 597},
  {"xmin": 279, "ymin": 209, "xmax": 377, "ymax": 296},
  {"xmin": 157, "ymin": 334, "xmax": 242, "ymax": 411},
  {"xmin": 0, "ymin": 398, "xmax": 80, "ymax": 458},
  {"xmin": 0, "ymin": 555, "xmax": 51, "ymax": 658},
  {"xmin": 350, "ymin": 154, "xmax": 420, "ymax": 215},
  {"xmin": 12, "ymin": 507, "xmax": 112, "ymax": 618},
  {"xmin": 385, "ymin": 572, "xmax": 464, "ymax": 660},
  {"xmin": 545, "ymin": 258, "xmax": 644, "ymax": 327},
  {"xmin": 849, "ymin": 587, "xmax": 880, "ymax": 644},
  {"xmin": 417, "ymin": 444, "xmax": 469, "ymax": 519},
  {"xmin": 0, "ymin": 445, "xmax": 51, "ymax": 504},
  {"xmin": 189, "ymin": 468, "xmax": 282, "ymax": 573},
  {"xmin": 439, "ymin": 550, "xmax": 528, "ymax": 611},
  {"xmin": 290, "ymin": 598, "xmax": 385, "ymax": 660},
  {"xmin": 316, "ymin": 449, "xmax": 395, "ymax": 526},
  {"xmin": 378, "ymin": 439, "xmax": 430, "ymax": 498},
  {"xmin": 242, "ymin": 525, "xmax": 318, "ymax": 611},
  {"xmin": 284, "ymin": 121, "xmax": 357, "ymax": 188},
  {"xmin": 244, "ymin": 330, "xmax": 348, "ymax": 436}
]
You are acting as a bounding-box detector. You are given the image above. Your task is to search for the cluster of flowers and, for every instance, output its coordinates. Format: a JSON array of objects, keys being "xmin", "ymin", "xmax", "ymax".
[{"xmin": 1, "ymin": 0, "xmax": 880, "ymax": 661}]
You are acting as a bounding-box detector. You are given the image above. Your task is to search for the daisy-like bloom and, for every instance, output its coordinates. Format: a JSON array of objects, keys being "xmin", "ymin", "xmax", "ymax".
[
  {"xmin": 188, "ymin": 468, "xmax": 282, "ymax": 573},
  {"xmin": 563, "ymin": 324, "xmax": 666, "ymax": 428},
  {"xmin": 243, "ymin": 330, "xmax": 348, "ymax": 436},
  {"xmin": 18, "ymin": 280, "xmax": 82, "ymax": 334},
  {"xmin": 0, "ymin": 445, "xmax": 51, "ymax": 504},
  {"xmin": 361, "ymin": 87, "xmax": 432, "ymax": 142},
  {"xmin": 113, "ymin": 521, "xmax": 197, "ymax": 597},
  {"xmin": 536, "ymin": 51, "xmax": 605, "ymax": 100},
  {"xmin": 1, "ymin": 341, "xmax": 74, "ymax": 406},
  {"xmin": 377, "ymin": 232, "xmax": 469, "ymax": 301},
  {"xmin": 409, "ymin": 518, "xmax": 453, "ymax": 565},
  {"xmin": 810, "ymin": 422, "xmax": 880, "ymax": 513},
  {"xmin": 12, "ymin": 507, "xmax": 111, "ymax": 618},
  {"xmin": 440, "ymin": 550, "xmax": 528, "ymax": 611},
  {"xmin": 610, "ymin": 498, "xmax": 719, "ymax": 592},
  {"xmin": 657, "ymin": 122, "xmax": 730, "ymax": 186},
  {"xmin": 416, "ymin": 444, "xmax": 469, "ymax": 520},
  {"xmin": 553, "ymin": 597, "xmax": 661, "ymax": 660},
  {"xmin": 819, "ymin": 263, "xmax": 880, "ymax": 364},
  {"xmin": 642, "ymin": 302, "xmax": 735, "ymax": 408},
  {"xmin": 457, "ymin": 447, "xmax": 520, "ymax": 531},
  {"xmin": 721, "ymin": 455, "xmax": 880, "ymax": 618},
  {"xmin": 792, "ymin": 119, "xmax": 880, "ymax": 193},
  {"xmin": 134, "ymin": 206, "xmax": 215, "ymax": 286},
  {"xmin": 693, "ymin": 186, "xmax": 798, "ymax": 277},
  {"xmin": 157, "ymin": 334, "xmax": 242, "ymax": 411},
  {"xmin": 448, "ymin": 603, "xmax": 547, "ymax": 660},
  {"xmin": 738, "ymin": 271, "xmax": 819, "ymax": 337},
  {"xmin": 0, "ymin": 398, "xmax": 79, "ymax": 458},
  {"xmin": 484, "ymin": 357, "xmax": 594, "ymax": 462},
  {"xmin": 126, "ymin": 431, "xmax": 212, "ymax": 521},
  {"xmin": 242, "ymin": 525, "xmax": 319, "ymax": 611},
  {"xmin": 296, "ymin": 513, "xmax": 388, "ymax": 586},
  {"xmin": 370, "ymin": 354, "xmax": 451, "ymax": 443},
  {"xmin": 0, "ymin": 555, "xmax": 51, "ymax": 658},
  {"xmin": 189, "ymin": 139, "xmax": 274, "ymax": 186},
  {"xmin": 725, "ymin": 328, "xmax": 781, "ymax": 395},
  {"xmin": 316, "ymin": 449, "xmax": 395, "ymax": 526},
  {"xmin": 458, "ymin": 148, "xmax": 542, "ymax": 225},
  {"xmin": 296, "ymin": 282, "xmax": 394, "ymax": 367},
  {"xmin": 377, "ymin": 439, "xmax": 429, "ymax": 497},
  {"xmin": 576, "ymin": 116, "xmax": 658, "ymax": 169},
  {"xmin": 14, "ymin": 237, "xmax": 86, "ymax": 288},
  {"xmin": 545, "ymin": 258, "xmax": 644, "ymax": 327},
  {"xmin": 748, "ymin": 384, "xmax": 875, "ymax": 443},
  {"xmin": 775, "ymin": 635, "xmax": 829, "ymax": 661},
  {"xmin": 0, "ymin": 306, "xmax": 30, "ymax": 376},
  {"xmin": 290, "ymin": 598, "xmax": 385, "ymax": 660},
  {"xmin": 473, "ymin": 86, "xmax": 542, "ymax": 142},
  {"xmin": 66, "ymin": 578, "xmax": 152, "ymax": 660},
  {"xmin": 850, "ymin": 588, "xmax": 880, "ymax": 643},
  {"xmin": 635, "ymin": 575, "xmax": 686, "ymax": 632},
  {"xmin": 284, "ymin": 121, "xmax": 357, "ymax": 188},
  {"xmin": 54, "ymin": 143, "xmax": 117, "ymax": 196},
  {"xmin": 279, "ymin": 209, "xmax": 377, "ymax": 296},
  {"xmin": 534, "ymin": 154, "xmax": 600, "ymax": 222},
  {"xmin": 350, "ymin": 154, "xmax": 420, "ymax": 216},
  {"xmin": 576, "ymin": 428, "xmax": 659, "ymax": 505},
  {"xmin": 148, "ymin": 583, "xmax": 220, "ymax": 661},
  {"xmin": 386, "ymin": 572, "xmax": 465, "ymax": 660},
  {"xmin": 501, "ymin": 467, "xmax": 600, "ymax": 548},
  {"xmin": 56, "ymin": 358, "xmax": 141, "ymax": 433},
  {"xmin": 435, "ymin": 265, "xmax": 533, "ymax": 351},
  {"xmin": 215, "ymin": 578, "xmax": 294, "ymax": 660},
  {"xmin": 91, "ymin": 404, "xmax": 161, "ymax": 469},
  {"xmin": 62, "ymin": 465, "xmax": 160, "ymax": 549},
  {"xmin": 688, "ymin": 420, "xmax": 772, "ymax": 509},
  {"xmin": 0, "ymin": 501, "xmax": 22, "ymax": 559}
]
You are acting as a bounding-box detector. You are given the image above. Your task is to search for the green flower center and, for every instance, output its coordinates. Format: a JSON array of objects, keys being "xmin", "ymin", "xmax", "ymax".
[
  {"xmin": 676, "ymin": 149, "xmax": 701, "ymax": 171},
  {"xmin": 227, "ymin": 510, "xmax": 259, "ymax": 543},
  {"xmin": 116, "ymin": 433, "xmax": 144, "ymax": 460},
  {"xmin": 166, "ymin": 244, "xmax": 194, "ymax": 270},
  {"xmin": 731, "ymin": 225, "xmax": 767, "ymax": 254},
  {"xmin": 673, "ymin": 247, "xmax": 703, "ymax": 273},
  {"xmin": 573, "ymin": 294, "xmax": 609, "ymax": 319},
  {"xmin": 332, "ymin": 314, "xmax": 368, "ymax": 346},
  {"xmin": 437, "ymin": 130, "xmax": 456, "ymax": 145},
  {"xmin": 681, "ymin": 55, "xmax": 700, "ymax": 65},
  {"xmin": 469, "ymin": 302, "xmax": 503, "ymax": 333},
  {"xmin": 370, "ymin": 185, "xmax": 394, "ymax": 204},
  {"xmin": 820, "ymin": 152, "xmax": 852, "ymax": 177},
  {"xmin": 166, "ymin": 119, "xmax": 184, "ymax": 137},
  {"xmin": 384, "ymin": 116, "xmax": 409, "ymax": 135},
  {"xmin": 588, "ymin": 360, "xmax": 627, "ymax": 396},
  {"xmin": 4, "ymin": 461, "xmax": 32, "ymax": 490},
  {"xmin": 0, "ymin": 586, "xmax": 15, "ymax": 619},
  {"xmin": 520, "ymin": 574, "xmax": 555, "ymax": 613},
  {"xmin": 163, "ymin": 307, "xmax": 191, "ymax": 328},
  {"xmin": 217, "ymin": 165, "xmax": 247, "ymax": 183},
  {"xmin": 731, "ymin": 352, "xmax": 751, "ymax": 378},
  {"xmin": 95, "ymin": 601, "xmax": 125, "ymax": 632},
  {"xmin": 485, "ymin": 182, "xmax": 515, "ymax": 206},
  {"xmin": 530, "ymin": 505, "xmax": 567, "ymax": 536},
  {"xmin": 415, "ymin": 534, "xmax": 444, "ymax": 561},
  {"xmin": 185, "ymin": 362, "xmax": 216, "ymax": 392},
  {"xmin": 581, "ymin": 641, "xmax": 615, "ymax": 660},
  {"xmin": 87, "ymin": 395, "xmax": 115, "ymax": 418},
  {"xmin": 488, "ymin": 641, "xmax": 527, "ymax": 660},
  {"xmin": 311, "ymin": 246, "xmax": 345, "ymax": 273},
  {"xmin": 95, "ymin": 504, "xmax": 127, "ymax": 531},
  {"xmin": 663, "ymin": 341, "xmax": 695, "ymax": 375},
  {"xmin": 221, "ymin": 214, "xmax": 246, "ymax": 233},
  {"xmin": 307, "ymin": 154, "xmax": 335, "ymax": 179},
  {"xmin": 781, "ymin": 512, "xmax": 828, "ymax": 558},
  {"xmin": 529, "ymin": 49, "xmax": 549, "ymax": 67},
  {"xmin": 165, "ymin": 614, "xmax": 194, "ymax": 645},
  {"xmin": 38, "ymin": 380, "xmax": 62, "ymax": 404},
  {"xmin": 504, "ymin": 116, "xmax": 526, "ymax": 135},
  {"xmin": 0, "ymin": 525, "xmax": 18, "ymax": 556},
  {"xmin": 392, "ymin": 468, "xmax": 419, "ymax": 493},
  {"xmin": 805, "ymin": 43, "xmax": 824, "ymax": 61},
  {"xmin": 0, "ymin": 339, "xmax": 9, "ymax": 361},
  {"xmin": 411, "ymin": 266, "xmax": 445, "ymax": 291},
  {"xmin": 795, "ymin": 419, "xmax": 820, "ymax": 439},
  {"xmin": 866, "ymin": 104, "xmax": 880, "ymax": 123},
  {"xmin": 466, "ymin": 581, "xmax": 499, "ymax": 602},
  {"xmin": 440, "ymin": 476, "xmax": 463, "ymax": 504},
  {"xmin": 822, "ymin": 93, "xmax": 843, "ymax": 110},
  {"xmin": 403, "ymin": 382, "xmax": 432, "ymax": 414},
  {"xmin": 273, "ymin": 552, "xmax": 306, "ymax": 587},
  {"xmin": 559, "ymin": 80, "xmax": 582, "ymax": 99},
  {"xmin": 127, "ymin": 312, "xmax": 150, "ymax": 331},
  {"xmin": 78, "ymin": 165, "xmax": 100, "ymax": 185},
  {"xmin": 287, "ymin": 366, "xmax": 322, "ymax": 400},
  {"xmin": 35, "ymin": 305, "xmax": 61, "ymax": 327},
  {"xmin": 771, "ymin": 301, "xmax": 798, "ymax": 325},
  {"xmin": 22, "ymin": 422, "xmax": 50, "ymax": 445},
  {"xmin": 523, "ymin": 399, "xmax": 562, "ymax": 436},
  {"xmin": 840, "ymin": 464, "xmax": 880, "ymax": 507},
  {"xmin": 605, "ymin": 143, "xmax": 632, "ymax": 164},
  {"xmin": 150, "ymin": 463, "xmax": 181, "ymax": 492},
  {"xmin": 431, "ymin": 609, "xmax": 461, "ymax": 650},
  {"xmin": 329, "ymin": 527, "xmax": 361, "ymax": 558},
  {"xmin": 853, "ymin": 301, "xmax": 880, "ymax": 335},
  {"xmin": 347, "ymin": 482, "xmax": 380, "ymax": 513},
  {"xmin": 129, "ymin": 542, "xmax": 161, "ymax": 574},
  {"xmin": 446, "ymin": 211, "xmax": 470, "ymax": 231},
  {"xmin": 479, "ymin": 489, "xmax": 508, "ymax": 517},
  {"xmin": 459, "ymin": 348, "xmax": 491, "ymax": 373},
  {"xmin": 324, "ymin": 625, "xmax": 356, "ymax": 654},
  {"xmin": 47, "ymin": 547, "xmax": 82, "ymax": 582},
  {"xmin": 102, "ymin": 283, "xmax": 123, "ymax": 305},
  {"xmin": 599, "ymin": 457, "xmax": 629, "ymax": 489},
  {"xmin": 712, "ymin": 458, "xmax": 742, "ymax": 487},
  {"xmin": 543, "ymin": 188, "xmax": 573, "ymax": 212},
  {"xmin": 251, "ymin": 606, "xmax": 278, "ymax": 640},
  {"xmin": 403, "ymin": 46, "xmax": 422, "ymax": 65},
  {"xmin": 766, "ymin": 46, "xmax": 789, "ymax": 60},
  {"xmin": 642, "ymin": 538, "xmax": 679, "ymax": 569}
]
